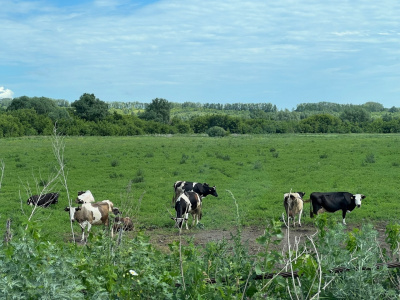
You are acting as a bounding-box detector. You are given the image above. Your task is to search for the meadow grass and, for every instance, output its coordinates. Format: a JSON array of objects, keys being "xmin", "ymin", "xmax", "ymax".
[{"xmin": 0, "ymin": 133, "xmax": 399, "ymax": 243}]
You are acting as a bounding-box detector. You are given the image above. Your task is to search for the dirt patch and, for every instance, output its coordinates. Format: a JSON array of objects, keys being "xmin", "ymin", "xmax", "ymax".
[{"xmin": 146, "ymin": 222, "xmax": 389, "ymax": 255}]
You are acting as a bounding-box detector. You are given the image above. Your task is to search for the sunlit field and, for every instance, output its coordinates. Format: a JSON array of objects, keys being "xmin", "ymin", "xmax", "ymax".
[{"xmin": 0, "ymin": 134, "xmax": 399, "ymax": 243}]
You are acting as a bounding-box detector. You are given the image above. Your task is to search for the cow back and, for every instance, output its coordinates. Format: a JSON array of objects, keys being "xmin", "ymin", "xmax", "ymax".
[{"xmin": 82, "ymin": 203, "xmax": 109, "ymax": 225}]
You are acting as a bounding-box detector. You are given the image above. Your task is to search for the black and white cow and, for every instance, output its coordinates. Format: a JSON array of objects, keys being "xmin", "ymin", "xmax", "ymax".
[
  {"xmin": 172, "ymin": 181, "xmax": 218, "ymax": 206},
  {"xmin": 283, "ymin": 192, "xmax": 306, "ymax": 227},
  {"xmin": 309, "ymin": 192, "xmax": 366, "ymax": 225},
  {"xmin": 171, "ymin": 191, "xmax": 202, "ymax": 233},
  {"xmin": 27, "ymin": 192, "xmax": 59, "ymax": 208}
]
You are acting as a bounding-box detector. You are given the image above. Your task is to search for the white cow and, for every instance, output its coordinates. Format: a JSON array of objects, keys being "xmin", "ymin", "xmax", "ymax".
[{"xmin": 283, "ymin": 192, "xmax": 305, "ymax": 227}]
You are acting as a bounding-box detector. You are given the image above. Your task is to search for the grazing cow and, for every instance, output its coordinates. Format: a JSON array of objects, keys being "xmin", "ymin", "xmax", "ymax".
[
  {"xmin": 27, "ymin": 193, "xmax": 59, "ymax": 208},
  {"xmin": 75, "ymin": 190, "xmax": 95, "ymax": 204},
  {"xmin": 64, "ymin": 201, "xmax": 114, "ymax": 242},
  {"xmin": 113, "ymin": 216, "xmax": 134, "ymax": 232},
  {"xmin": 171, "ymin": 191, "xmax": 202, "ymax": 233},
  {"xmin": 172, "ymin": 181, "xmax": 218, "ymax": 206},
  {"xmin": 283, "ymin": 192, "xmax": 306, "ymax": 227},
  {"xmin": 309, "ymin": 192, "xmax": 366, "ymax": 225}
]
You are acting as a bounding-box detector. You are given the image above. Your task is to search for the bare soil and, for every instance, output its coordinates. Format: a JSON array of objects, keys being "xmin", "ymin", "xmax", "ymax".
[{"xmin": 146, "ymin": 222, "xmax": 389, "ymax": 255}]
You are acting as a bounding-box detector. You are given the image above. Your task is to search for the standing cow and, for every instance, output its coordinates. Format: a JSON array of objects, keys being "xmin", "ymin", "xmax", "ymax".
[
  {"xmin": 283, "ymin": 192, "xmax": 306, "ymax": 227},
  {"xmin": 27, "ymin": 193, "xmax": 59, "ymax": 208},
  {"xmin": 64, "ymin": 201, "xmax": 115, "ymax": 243},
  {"xmin": 171, "ymin": 191, "xmax": 202, "ymax": 233},
  {"xmin": 172, "ymin": 181, "xmax": 218, "ymax": 206},
  {"xmin": 309, "ymin": 192, "xmax": 366, "ymax": 225}
]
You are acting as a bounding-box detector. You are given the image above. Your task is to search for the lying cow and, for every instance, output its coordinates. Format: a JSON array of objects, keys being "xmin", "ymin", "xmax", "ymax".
[
  {"xmin": 75, "ymin": 190, "xmax": 95, "ymax": 204},
  {"xmin": 309, "ymin": 192, "xmax": 366, "ymax": 225},
  {"xmin": 283, "ymin": 192, "xmax": 305, "ymax": 227},
  {"xmin": 172, "ymin": 181, "xmax": 218, "ymax": 206},
  {"xmin": 27, "ymin": 192, "xmax": 59, "ymax": 208},
  {"xmin": 171, "ymin": 191, "xmax": 202, "ymax": 234},
  {"xmin": 64, "ymin": 200, "xmax": 115, "ymax": 242},
  {"xmin": 113, "ymin": 216, "xmax": 134, "ymax": 232}
]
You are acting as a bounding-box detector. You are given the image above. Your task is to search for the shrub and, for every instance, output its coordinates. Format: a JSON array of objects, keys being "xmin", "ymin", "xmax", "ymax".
[{"xmin": 207, "ymin": 126, "xmax": 227, "ymax": 137}]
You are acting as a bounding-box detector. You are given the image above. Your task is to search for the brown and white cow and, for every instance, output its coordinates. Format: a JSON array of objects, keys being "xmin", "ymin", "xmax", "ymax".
[
  {"xmin": 283, "ymin": 192, "xmax": 306, "ymax": 227},
  {"xmin": 64, "ymin": 201, "xmax": 115, "ymax": 242},
  {"xmin": 171, "ymin": 191, "xmax": 202, "ymax": 233}
]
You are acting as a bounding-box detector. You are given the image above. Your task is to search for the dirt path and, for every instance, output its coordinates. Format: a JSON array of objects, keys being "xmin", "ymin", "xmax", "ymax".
[{"xmin": 146, "ymin": 222, "xmax": 389, "ymax": 255}]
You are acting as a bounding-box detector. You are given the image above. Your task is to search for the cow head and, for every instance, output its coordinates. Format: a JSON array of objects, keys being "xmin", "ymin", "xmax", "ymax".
[
  {"xmin": 27, "ymin": 197, "xmax": 34, "ymax": 206},
  {"xmin": 171, "ymin": 217, "xmax": 185, "ymax": 230},
  {"xmin": 297, "ymin": 192, "xmax": 306, "ymax": 199},
  {"xmin": 209, "ymin": 186, "xmax": 218, "ymax": 197},
  {"xmin": 353, "ymin": 194, "xmax": 366, "ymax": 208},
  {"xmin": 64, "ymin": 206, "xmax": 81, "ymax": 222}
]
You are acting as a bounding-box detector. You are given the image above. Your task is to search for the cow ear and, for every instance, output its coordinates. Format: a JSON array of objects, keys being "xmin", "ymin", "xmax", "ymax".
[
  {"xmin": 64, "ymin": 207, "xmax": 70, "ymax": 212},
  {"xmin": 361, "ymin": 194, "xmax": 366, "ymax": 199}
]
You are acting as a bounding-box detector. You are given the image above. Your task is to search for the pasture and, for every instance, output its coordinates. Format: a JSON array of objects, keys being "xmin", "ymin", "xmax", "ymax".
[{"xmin": 0, "ymin": 134, "xmax": 399, "ymax": 243}]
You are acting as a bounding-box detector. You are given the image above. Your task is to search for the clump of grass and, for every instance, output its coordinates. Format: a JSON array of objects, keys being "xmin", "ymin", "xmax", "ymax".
[
  {"xmin": 132, "ymin": 169, "xmax": 144, "ymax": 183},
  {"xmin": 319, "ymin": 153, "xmax": 328, "ymax": 159},
  {"xmin": 144, "ymin": 152, "xmax": 154, "ymax": 158},
  {"xmin": 109, "ymin": 172, "xmax": 124, "ymax": 179},
  {"xmin": 364, "ymin": 153, "xmax": 375, "ymax": 164},
  {"xmin": 180, "ymin": 153, "xmax": 189, "ymax": 164},
  {"xmin": 253, "ymin": 161, "xmax": 263, "ymax": 169},
  {"xmin": 272, "ymin": 152, "xmax": 279, "ymax": 158},
  {"xmin": 215, "ymin": 153, "xmax": 230, "ymax": 161},
  {"xmin": 111, "ymin": 159, "xmax": 119, "ymax": 167}
]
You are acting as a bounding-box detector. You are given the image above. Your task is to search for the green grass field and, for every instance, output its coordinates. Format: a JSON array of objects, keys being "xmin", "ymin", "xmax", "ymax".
[{"xmin": 0, "ymin": 134, "xmax": 399, "ymax": 243}]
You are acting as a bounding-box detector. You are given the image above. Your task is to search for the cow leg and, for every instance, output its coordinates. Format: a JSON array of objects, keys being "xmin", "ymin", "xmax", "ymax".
[
  {"xmin": 79, "ymin": 223, "xmax": 87, "ymax": 243},
  {"xmin": 298, "ymin": 209, "xmax": 303, "ymax": 227},
  {"xmin": 185, "ymin": 213, "xmax": 189, "ymax": 230},
  {"xmin": 342, "ymin": 210, "xmax": 347, "ymax": 225}
]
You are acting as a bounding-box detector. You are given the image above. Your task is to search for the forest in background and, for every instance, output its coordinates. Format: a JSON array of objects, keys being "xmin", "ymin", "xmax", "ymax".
[{"xmin": 1, "ymin": 94, "xmax": 400, "ymax": 137}]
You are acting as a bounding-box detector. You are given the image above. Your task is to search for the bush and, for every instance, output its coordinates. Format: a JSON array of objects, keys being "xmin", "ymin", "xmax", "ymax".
[{"xmin": 207, "ymin": 126, "xmax": 227, "ymax": 137}]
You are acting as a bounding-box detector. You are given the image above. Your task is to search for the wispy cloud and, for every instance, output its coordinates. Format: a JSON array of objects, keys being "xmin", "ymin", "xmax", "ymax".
[{"xmin": 0, "ymin": 0, "xmax": 399, "ymax": 108}]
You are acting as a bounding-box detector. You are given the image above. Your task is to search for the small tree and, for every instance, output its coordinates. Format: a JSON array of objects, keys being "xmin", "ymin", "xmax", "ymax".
[
  {"xmin": 139, "ymin": 98, "xmax": 171, "ymax": 124},
  {"xmin": 71, "ymin": 93, "xmax": 109, "ymax": 122}
]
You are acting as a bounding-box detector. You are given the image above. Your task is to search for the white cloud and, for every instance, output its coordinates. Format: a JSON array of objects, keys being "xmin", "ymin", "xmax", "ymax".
[{"xmin": 0, "ymin": 87, "xmax": 14, "ymax": 99}]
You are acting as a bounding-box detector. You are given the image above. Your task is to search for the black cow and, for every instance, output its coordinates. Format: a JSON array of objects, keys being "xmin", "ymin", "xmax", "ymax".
[
  {"xmin": 309, "ymin": 192, "xmax": 366, "ymax": 225},
  {"xmin": 27, "ymin": 193, "xmax": 59, "ymax": 208},
  {"xmin": 172, "ymin": 181, "xmax": 218, "ymax": 206},
  {"xmin": 171, "ymin": 191, "xmax": 202, "ymax": 233}
]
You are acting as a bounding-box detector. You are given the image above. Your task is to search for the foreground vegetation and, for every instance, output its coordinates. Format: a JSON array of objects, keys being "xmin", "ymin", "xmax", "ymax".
[{"xmin": 1, "ymin": 133, "xmax": 400, "ymax": 298}]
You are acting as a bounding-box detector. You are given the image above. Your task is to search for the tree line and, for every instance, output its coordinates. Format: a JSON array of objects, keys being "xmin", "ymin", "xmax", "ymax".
[{"xmin": 1, "ymin": 94, "xmax": 400, "ymax": 137}]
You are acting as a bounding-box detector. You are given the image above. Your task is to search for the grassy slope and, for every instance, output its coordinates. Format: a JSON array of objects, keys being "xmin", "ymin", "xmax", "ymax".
[{"xmin": 0, "ymin": 134, "xmax": 399, "ymax": 243}]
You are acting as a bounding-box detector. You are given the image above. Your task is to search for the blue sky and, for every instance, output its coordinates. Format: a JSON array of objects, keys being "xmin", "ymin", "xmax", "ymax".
[{"xmin": 1, "ymin": 0, "xmax": 399, "ymax": 110}]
